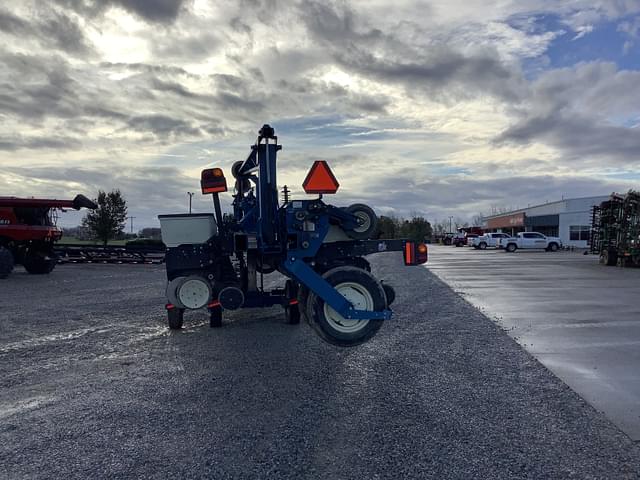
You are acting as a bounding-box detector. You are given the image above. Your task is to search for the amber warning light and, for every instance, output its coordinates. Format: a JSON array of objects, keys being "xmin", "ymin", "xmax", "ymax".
[
  {"xmin": 302, "ymin": 160, "xmax": 340, "ymax": 194},
  {"xmin": 201, "ymin": 168, "xmax": 227, "ymax": 194},
  {"xmin": 404, "ymin": 242, "xmax": 428, "ymax": 266}
]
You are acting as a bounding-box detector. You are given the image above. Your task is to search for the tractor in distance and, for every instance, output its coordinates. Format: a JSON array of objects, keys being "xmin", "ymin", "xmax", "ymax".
[
  {"xmin": 0, "ymin": 195, "xmax": 97, "ymax": 278},
  {"xmin": 159, "ymin": 124, "xmax": 428, "ymax": 347}
]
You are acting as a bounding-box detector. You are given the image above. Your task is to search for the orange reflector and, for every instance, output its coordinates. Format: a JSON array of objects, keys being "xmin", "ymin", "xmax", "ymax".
[
  {"xmin": 302, "ymin": 160, "xmax": 340, "ymax": 194},
  {"xmin": 201, "ymin": 168, "xmax": 228, "ymax": 194},
  {"xmin": 404, "ymin": 242, "xmax": 428, "ymax": 266}
]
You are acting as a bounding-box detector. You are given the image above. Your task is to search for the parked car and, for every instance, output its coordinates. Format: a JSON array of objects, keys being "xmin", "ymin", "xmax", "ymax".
[
  {"xmin": 498, "ymin": 232, "xmax": 563, "ymax": 252},
  {"xmin": 472, "ymin": 232, "xmax": 511, "ymax": 249}
]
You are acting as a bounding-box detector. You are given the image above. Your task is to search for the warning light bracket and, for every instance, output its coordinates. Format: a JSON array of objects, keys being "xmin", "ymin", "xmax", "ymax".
[{"xmin": 302, "ymin": 160, "xmax": 340, "ymax": 194}]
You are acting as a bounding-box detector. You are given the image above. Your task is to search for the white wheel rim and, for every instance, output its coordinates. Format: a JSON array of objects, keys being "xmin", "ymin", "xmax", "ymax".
[
  {"xmin": 177, "ymin": 278, "xmax": 211, "ymax": 309},
  {"xmin": 323, "ymin": 282, "xmax": 373, "ymax": 333},
  {"xmin": 353, "ymin": 211, "xmax": 371, "ymax": 233}
]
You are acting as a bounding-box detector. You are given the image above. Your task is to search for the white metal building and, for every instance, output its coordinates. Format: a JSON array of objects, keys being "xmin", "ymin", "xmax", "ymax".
[{"xmin": 483, "ymin": 196, "xmax": 610, "ymax": 248}]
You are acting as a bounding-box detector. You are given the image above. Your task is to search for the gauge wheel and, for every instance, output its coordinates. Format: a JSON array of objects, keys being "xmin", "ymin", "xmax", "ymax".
[
  {"xmin": 0, "ymin": 247, "xmax": 14, "ymax": 279},
  {"xmin": 306, "ymin": 266, "xmax": 386, "ymax": 347},
  {"xmin": 343, "ymin": 204, "xmax": 378, "ymax": 240},
  {"xmin": 168, "ymin": 308, "xmax": 184, "ymax": 330}
]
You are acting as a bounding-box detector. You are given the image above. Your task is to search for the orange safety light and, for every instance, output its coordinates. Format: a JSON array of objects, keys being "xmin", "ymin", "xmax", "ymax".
[
  {"xmin": 302, "ymin": 160, "xmax": 340, "ymax": 194},
  {"xmin": 201, "ymin": 168, "xmax": 228, "ymax": 194},
  {"xmin": 404, "ymin": 242, "xmax": 428, "ymax": 265}
]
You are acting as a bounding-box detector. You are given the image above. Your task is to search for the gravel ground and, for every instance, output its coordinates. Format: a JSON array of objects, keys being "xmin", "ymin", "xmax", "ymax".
[{"xmin": 1, "ymin": 254, "xmax": 639, "ymax": 479}]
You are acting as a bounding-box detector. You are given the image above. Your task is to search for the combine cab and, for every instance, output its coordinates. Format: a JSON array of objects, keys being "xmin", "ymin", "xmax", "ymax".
[{"xmin": 0, "ymin": 195, "xmax": 96, "ymax": 278}]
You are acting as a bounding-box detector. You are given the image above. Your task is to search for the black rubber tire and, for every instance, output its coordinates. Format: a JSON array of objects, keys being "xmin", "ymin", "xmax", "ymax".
[
  {"xmin": 382, "ymin": 283, "xmax": 396, "ymax": 306},
  {"xmin": 0, "ymin": 247, "xmax": 14, "ymax": 279},
  {"xmin": 343, "ymin": 204, "xmax": 378, "ymax": 240},
  {"xmin": 602, "ymin": 249, "xmax": 617, "ymax": 266},
  {"xmin": 506, "ymin": 243, "xmax": 517, "ymax": 253},
  {"xmin": 479, "ymin": 242, "xmax": 487, "ymax": 250},
  {"xmin": 168, "ymin": 308, "xmax": 184, "ymax": 329},
  {"xmin": 209, "ymin": 307, "xmax": 223, "ymax": 328},
  {"xmin": 284, "ymin": 304, "xmax": 301, "ymax": 324},
  {"xmin": 306, "ymin": 266, "xmax": 386, "ymax": 347},
  {"xmin": 23, "ymin": 254, "xmax": 57, "ymax": 274},
  {"xmin": 284, "ymin": 280, "xmax": 301, "ymax": 324},
  {"xmin": 548, "ymin": 242, "xmax": 559, "ymax": 252}
]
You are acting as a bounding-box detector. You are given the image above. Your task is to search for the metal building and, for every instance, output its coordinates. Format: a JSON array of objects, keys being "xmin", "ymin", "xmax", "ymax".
[{"xmin": 483, "ymin": 196, "xmax": 610, "ymax": 248}]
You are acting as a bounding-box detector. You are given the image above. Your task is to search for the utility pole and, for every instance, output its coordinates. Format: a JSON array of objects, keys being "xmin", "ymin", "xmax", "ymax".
[
  {"xmin": 187, "ymin": 192, "xmax": 194, "ymax": 214},
  {"xmin": 128, "ymin": 216, "xmax": 136, "ymax": 234},
  {"xmin": 449, "ymin": 216, "xmax": 454, "ymax": 234}
]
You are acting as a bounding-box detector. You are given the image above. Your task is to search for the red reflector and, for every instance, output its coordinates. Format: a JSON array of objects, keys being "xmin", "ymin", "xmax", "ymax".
[
  {"xmin": 165, "ymin": 303, "xmax": 176, "ymax": 310},
  {"xmin": 207, "ymin": 300, "xmax": 221, "ymax": 308},
  {"xmin": 202, "ymin": 186, "xmax": 227, "ymax": 194},
  {"xmin": 289, "ymin": 299, "xmax": 299, "ymax": 305},
  {"xmin": 302, "ymin": 160, "xmax": 340, "ymax": 194},
  {"xmin": 404, "ymin": 242, "xmax": 414, "ymax": 265}
]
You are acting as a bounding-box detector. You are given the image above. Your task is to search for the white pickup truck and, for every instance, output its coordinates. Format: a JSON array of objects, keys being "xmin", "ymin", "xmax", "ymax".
[
  {"xmin": 472, "ymin": 232, "xmax": 511, "ymax": 249},
  {"xmin": 498, "ymin": 232, "xmax": 562, "ymax": 252}
]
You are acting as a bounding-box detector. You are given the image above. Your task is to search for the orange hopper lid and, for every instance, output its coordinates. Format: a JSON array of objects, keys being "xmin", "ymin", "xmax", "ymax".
[{"xmin": 302, "ymin": 160, "xmax": 340, "ymax": 194}]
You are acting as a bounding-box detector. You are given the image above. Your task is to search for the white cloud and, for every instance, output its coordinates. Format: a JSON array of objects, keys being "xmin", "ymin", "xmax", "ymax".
[{"xmin": 0, "ymin": 0, "xmax": 638, "ymax": 227}]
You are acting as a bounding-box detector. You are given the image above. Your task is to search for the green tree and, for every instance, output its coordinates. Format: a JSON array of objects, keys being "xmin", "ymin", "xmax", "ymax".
[
  {"xmin": 399, "ymin": 216, "xmax": 433, "ymax": 243},
  {"xmin": 374, "ymin": 215, "xmax": 399, "ymax": 239},
  {"xmin": 82, "ymin": 190, "xmax": 128, "ymax": 245}
]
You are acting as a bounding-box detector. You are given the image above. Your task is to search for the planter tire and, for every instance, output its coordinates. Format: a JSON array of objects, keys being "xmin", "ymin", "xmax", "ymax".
[
  {"xmin": 168, "ymin": 308, "xmax": 184, "ymax": 330},
  {"xmin": 306, "ymin": 266, "xmax": 386, "ymax": 347}
]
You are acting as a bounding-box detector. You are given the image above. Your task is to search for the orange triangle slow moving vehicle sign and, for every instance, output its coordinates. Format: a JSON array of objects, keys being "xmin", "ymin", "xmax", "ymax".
[{"xmin": 302, "ymin": 160, "xmax": 340, "ymax": 194}]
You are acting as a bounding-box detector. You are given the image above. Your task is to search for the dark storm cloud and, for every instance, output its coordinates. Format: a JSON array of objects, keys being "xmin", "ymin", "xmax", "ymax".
[
  {"xmin": 496, "ymin": 114, "xmax": 640, "ymax": 162},
  {"xmin": 127, "ymin": 114, "xmax": 203, "ymax": 138},
  {"xmin": 349, "ymin": 173, "xmax": 625, "ymax": 218},
  {"xmin": 298, "ymin": 1, "xmax": 524, "ymax": 101},
  {"xmin": 495, "ymin": 62, "xmax": 640, "ymax": 163},
  {"xmin": 54, "ymin": 0, "xmax": 188, "ymax": 24},
  {"xmin": 0, "ymin": 135, "xmax": 81, "ymax": 151},
  {"xmin": 0, "ymin": 6, "xmax": 91, "ymax": 55},
  {"xmin": 1, "ymin": 165, "xmax": 203, "ymax": 226},
  {"xmin": 0, "ymin": 52, "xmax": 79, "ymax": 120}
]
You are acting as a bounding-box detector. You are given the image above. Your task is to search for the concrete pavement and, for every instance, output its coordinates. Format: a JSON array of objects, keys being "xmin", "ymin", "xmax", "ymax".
[{"xmin": 427, "ymin": 244, "xmax": 640, "ymax": 441}]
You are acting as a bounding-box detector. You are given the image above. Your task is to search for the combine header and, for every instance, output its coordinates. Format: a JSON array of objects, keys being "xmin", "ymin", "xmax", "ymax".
[
  {"xmin": 590, "ymin": 191, "xmax": 640, "ymax": 267},
  {"xmin": 0, "ymin": 195, "xmax": 96, "ymax": 278},
  {"xmin": 159, "ymin": 125, "xmax": 428, "ymax": 346}
]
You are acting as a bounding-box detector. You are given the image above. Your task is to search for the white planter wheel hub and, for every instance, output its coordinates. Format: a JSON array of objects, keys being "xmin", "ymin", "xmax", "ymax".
[
  {"xmin": 176, "ymin": 276, "xmax": 212, "ymax": 310},
  {"xmin": 323, "ymin": 281, "xmax": 373, "ymax": 333}
]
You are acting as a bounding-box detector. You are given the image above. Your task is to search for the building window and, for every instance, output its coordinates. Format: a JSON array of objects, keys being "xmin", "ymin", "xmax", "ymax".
[{"xmin": 570, "ymin": 225, "xmax": 590, "ymax": 241}]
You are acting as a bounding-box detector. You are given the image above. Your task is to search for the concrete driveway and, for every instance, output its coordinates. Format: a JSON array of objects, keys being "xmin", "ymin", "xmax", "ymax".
[{"xmin": 427, "ymin": 244, "xmax": 640, "ymax": 441}]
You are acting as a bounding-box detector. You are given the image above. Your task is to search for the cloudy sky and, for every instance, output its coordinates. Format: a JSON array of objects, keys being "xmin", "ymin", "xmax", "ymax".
[{"xmin": 1, "ymin": 0, "xmax": 639, "ymax": 229}]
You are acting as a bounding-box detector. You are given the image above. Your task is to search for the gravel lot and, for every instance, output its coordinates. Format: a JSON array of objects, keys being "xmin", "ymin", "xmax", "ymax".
[{"xmin": 1, "ymin": 255, "xmax": 639, "ymax": 479}]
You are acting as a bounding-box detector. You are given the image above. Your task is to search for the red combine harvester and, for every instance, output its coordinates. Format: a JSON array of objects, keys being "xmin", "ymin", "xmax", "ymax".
[{"xmin": 0, "ymin": 195, "xmax": 96, "ymax": 278}]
